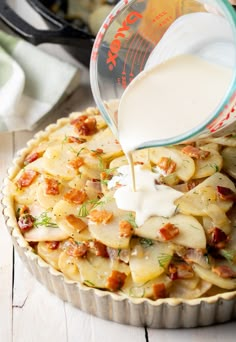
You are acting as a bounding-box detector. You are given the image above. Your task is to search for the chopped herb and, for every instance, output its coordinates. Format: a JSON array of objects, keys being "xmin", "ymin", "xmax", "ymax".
[
  {"xmin": 157, "ymin": 253, "xmax": 172, "ymax": 268},
  {"xmin": 84, "ymin": 280, "xmax": 95, "ymax": 287},
  {"xmin": 125, "ymin": 212, "xmax": 138, "ymax": 228},
  {"xmin": 210, "ymin": 163, "xmax": 219, "ymax": 172},
  {"xmin": 220, "ymin": 249, "xmax": 236, "ymax": 264},
  {"xmin": 140, "ymin": 238, "xmax": 154, "ymax": 248},
  {"xmin": 34, "ymin": 212, "xmax": 58, "ymax": 228},
  {"xmin": 117, "ymin": 248, "xmax": 122, "ymax": 257},
  {"xmin": 77, "ymin": 147, "xmax": 86, "ymax": 156},
  {"xmin": 78, "ymin": 197, "xmax": 110, "ymax": 217}
]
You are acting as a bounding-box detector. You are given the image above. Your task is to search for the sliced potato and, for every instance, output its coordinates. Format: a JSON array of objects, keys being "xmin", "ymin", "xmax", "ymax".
[
  {"xmin": 88, "ymin": 198, "xmax": 131, "ymax": 249},
  {"xmin": 135, "ymin": 214, "xmax": 206, "ymax": 249},
  {"xmin": 193, "ymin": 264, "xmax": 236, "ymax": 290},
  {"xmin": 86, "ymin": 127, "xmax": 123, "ymax": 162},
  {"xmin": 169, "ymin": 279, "xmax": 212, "ymax": 299},
  {"xmin": 222, "ymin": 147, "xmax": 236, "ymax": 179},
  {"xmin": 122, "ymin": 274, "xmax": 171, "ymax": 299},
  {"xmin": 37, "ymin": 241, "xmax": 62, "ymax": 270},
  {"xmin": 129, "ymin": 238, "xmax": 173, "ymax": 283},
  {"xmin": 76, "ymin": 252, "xmax": 130, "ymax": 289},
  {"xmin": 14, "ymin": 180, "xmax": 40, "ymax": 205},
  {"xmin": 193, "ymin": 148, "xmax": 223, "ymax": 179},
  {"xmin": 58, "ymin": 250, "xmax": 81, "ymax": 281},
  {"xmin": 150, "ymin": 147, "xmax": 195, "ymax": 181},
  {"xmin": 36, "ymin": 182, "xmax": 64, "ymax": 210},
  {"xmin": 24, "ymin": 226, "xmax": 69, "ymax": 242},
  {"xmin": 175, "ymin": 172, "xmax": 235, "ymax": 216}
]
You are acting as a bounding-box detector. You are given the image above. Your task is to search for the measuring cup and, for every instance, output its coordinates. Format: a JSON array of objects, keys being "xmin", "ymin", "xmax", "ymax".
[{"xmin": 90, "ymin": 0, "xmax": 236, "ymax": 147}]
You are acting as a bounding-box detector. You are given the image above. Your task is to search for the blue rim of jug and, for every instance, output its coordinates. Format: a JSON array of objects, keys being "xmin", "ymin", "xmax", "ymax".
[{"xmin": 90, "ymin": 0, "xmax": 236, "ymax": 148}]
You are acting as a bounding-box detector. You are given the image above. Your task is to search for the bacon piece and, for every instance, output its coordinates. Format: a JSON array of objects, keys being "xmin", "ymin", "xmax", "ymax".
[
  {"xmin": 90, "ymin": 148, "xmax": 104, "ymax": 156},
  {"xmin": 18, "ymin": 214, "xmax": 35, "ymax": 232},
  {"xmin": 67, "ymin": 136, "xmax": 86, "ymax": 144},
  {"xmin": 216, "ymin": 186, "xmax": 236, "ymax": 201},
  {"xmin": 64, "ymin": 189, "xmax": 87, "ymax": 204},
  {"xmin": 64, "ymin": 238, "xmax": 88, "ymax": 257},
  {"xmin": 68, "ymin": 156, "xmax": 84, "ymax": 169},
  {"xmin": 212, "ymin": 265, "xmax": 236, "ymax": 278},
  {"xmin": 168, "ymin": 263, "xmax": 194, "ymax": 280},
  {"xmin": 65, "ymin": 214, "xmax": 88, "ymax": 232},
  {"xmin": 19, "ymin": 205, "xmax": 30, "ymax": 217},
  {"xmin": 45, "ymin": 241, "xmax": 60, "ymax": 250},
  {"xmin": 100, "ymin": 172, "xmax": 112, "ymax": 182},
  {"xmin": 152, "ymin": 283, "xmax": 167, "ymax": 299},
  {"xmin": 71, "ymin": 115, "xmax": 97, "ymax": 136},
  {"xmin": 159, "ymin": 223, "xmax": 179, "ymax": 241},
  {"xmin": 45, "ymin": 178, "xmax": 60, "ymax": 195},
  {"xmin": 106, "ymin": 270, "xmax": 127, "ymax": 291},
  {"xmin": 89, "ymin": 240, "xmax": 109, "ymax": 257},
  {"xmin": 209, "ymin": 227, "xmax": 229, "ymax": 249},
  {"xmin": 119, "ymin": 220, "xmax": 133, "ymax": 238},
  {"xmin": 181, "ymin": 145, "xmax": 210, "ymax": 159},
  {"xmin": 187, "ymin": 179, "xmax": 203, "ymax": 190},
  {"xmin": 16, "ymin": 170, "xmax": 38, "ymax": 188},
  {"xmin": 156, "ymin": 157, "xmax": 176, "ymax": 175},
  {"xmin": 24, "ymin": 152, "xmax": 40, "ymax": 165},
  {"xmin": 88, "ymin": 209, "xmax": 113, "ymax": 224}
]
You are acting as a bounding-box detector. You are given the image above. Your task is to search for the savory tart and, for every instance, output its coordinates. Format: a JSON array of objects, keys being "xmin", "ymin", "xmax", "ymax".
[{"xmin": 2, "ymin": 106, "xmax": 236, "ymax": 327}]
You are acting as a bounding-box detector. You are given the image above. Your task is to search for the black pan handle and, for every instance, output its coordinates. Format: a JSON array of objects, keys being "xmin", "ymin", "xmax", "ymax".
[{"xmin": 0, "ymin": 2, "xmax": 94, "ymax": 48}]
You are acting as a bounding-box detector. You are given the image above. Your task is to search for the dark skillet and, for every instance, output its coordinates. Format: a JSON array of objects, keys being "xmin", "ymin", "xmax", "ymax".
[{"xmin": 0, "ymin": 0, "xmax": 96, "ymax": 67}]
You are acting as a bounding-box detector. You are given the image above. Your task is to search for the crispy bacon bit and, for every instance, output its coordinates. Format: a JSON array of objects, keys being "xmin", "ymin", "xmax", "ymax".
[
  {"xmin": 71, "ymin": 115, "xmax": 97, "ymax": 136},
  {"xmin": 134, "ymin": 161, "xmax": 144, "ymax": 165},
  {"xmin": 156, "ymin": 157, "xmax": 176, "ymax": 175},
  {"xmin": 216, "ymin": 186, "xmax": 236, "ymax": 201},
  {"xmin": 212, "ymin": 265, "xmax": 236, "ymax": 278},
  {"xmin": 68, "ymin": 156, "xmax": 84, "ymax": 169},
  {"xmin": 152, "ymin": 283, "xmax": 167, "ymax": 299},
  {"xmin": 64, "ymin": 189, "xmax": 87, "ymax": 204},
  {"xmin": 45, "ymin": 178, "xmax": 60, "ymax": 195},
  {"xmin": 100, "ymin": 172, "xmax": 112, "ymax": 182},
  {"xmin": 65, "ymin": 214, "xmax": 88, "ymax": 232},
  {"xmin": 64, "ymin": 238, "xmax": 88, "ymax": 257},
  {"xmin": 168, "ymin": 263, "xmax": 194, "ymax": 280},
  {"xmin": 88, "ymin": 209, "xmax": 113, "ymax": 224},
  {"xmin": 181, "ymin": 145, "xmax": 210, "ymax": 159},
  {"xmin": 90, "ymin": 148, "xmax": 104, "ymax": 156},
  {"xmin": 119, "ymin": 220, "xmax": 133, "ymax": 238},
  {"xmin": 209, "ymin": 227, "xmax": 229, "ymax": 249},
  {"xmin": 45, "ymin": 241, "xmax": 60, "ymax": 250},
  {"xmin": 19, "ymin": 205, "xmax": 30, "ymax": 217},
  {"xmin": 159, "ymin": 223, "xmax": 179, "ymax": 241},
  {"xmin": 89, "ymin": 240, "xmax": 109, "ymax": 257},
  {"xmin": 24, "ymin": 152, "xmax": 40, "ymax": 165},
  {"xmin": 67, "ymin": 136, "xmax": 86, "ymax": 144},
  {"xmin": 18, "ymin": 213, "xmax": 35, "ymax": 232},
  {"xmin": 16, "ymin": 170, "xmax": 38, "ymax": 189},
  {"xmin": 106, "ymin": 270, "xmax": 127, "ymax": 291},
  {"xmin": 187, "ymin": 179, "xmax": 202, "ymax": 190}
]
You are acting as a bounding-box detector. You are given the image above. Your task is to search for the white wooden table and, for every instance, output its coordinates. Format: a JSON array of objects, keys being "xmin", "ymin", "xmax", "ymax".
[{"xmin": 0, "ymin": 1, "xmax": 236, "ymax": 341}]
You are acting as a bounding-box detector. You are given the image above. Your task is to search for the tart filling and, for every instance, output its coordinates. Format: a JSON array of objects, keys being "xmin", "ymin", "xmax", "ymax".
[{"xmin": 7, "ymin": 107, "xmax": 236, "ymax": 301}]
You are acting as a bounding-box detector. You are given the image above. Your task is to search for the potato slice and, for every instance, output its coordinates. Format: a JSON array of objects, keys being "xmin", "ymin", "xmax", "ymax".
[
  {"xmin": 193, "ymin": 264, "xmax": 236, "ymax": 290},
  {"xmin": 222, "ymin": 147, "xmax": 236, "ymax": 179},
  {"xmin": 86, "ymin": 127, "xmax": 123, "ymax": 162},
  {"xmin": 36, "ymin": 182, "xmax": 64, "ymax": 210},
  {"xmin": 193, "ymin": 148, "xmax": 223, "ymax": 179},
  {"xmin": 24, "ymin": 226, "xmax": 69, "ymax": 242},
  {"xmin": 58, "ymin": 250, "xmax": 81, "ymax": 281},
  {"xmin": 88, "ymin": 198, "xmax": 131, "ymax": 249},
  {"xmin": 150, "ymin": 147, "xmax": 195, "ymax": 181},
  {"xmin": 129, "ymin": 238, "xmax": 173, "ymax": 283},
  {"xmin": 109, "ymin": 148, "xmax": 151, "ymax": 169},
  {"xmin": 14, "ymin": 179, "xmax": 40, "ymax": 205},
  {"xmin": 76, "ymin": 252, "xmax": 130, "ymax": 289},
  {"xmin": 169, "ymin": 279, "xmax": 212, "ymax": 299},
  {"xmin": 201, "ymin": 136, "xmax": 236, "ymax": 147},
  {"xmin": 37, "ymin": 241, "xmax": 62, "ymax": 270},
  {"xmin": 122, "ymin": 274, "xmax": 171, "ymax": 299},
  {"xmin": 135, "ymin": 214, "xmax": 206, "ymax": 248},
  {"xmin": 204, "ymin": 204, "xmax": 231, "ymax": 234},
  {"xmin": 175, "ymin": 172, "xmax": 235, "ymax": 216}
]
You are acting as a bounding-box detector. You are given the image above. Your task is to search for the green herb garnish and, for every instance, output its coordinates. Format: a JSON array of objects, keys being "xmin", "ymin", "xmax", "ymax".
[
  {"xmin": 34, "ymin": 212, "xmax": 58, "ymax": 228},
  {"xmin": 140, "ymin": 238, "xmax": 154, "ymax": 248},
  {"xmin": 84, "ymin": 280, "xmax": 95, "ymax": 287},
  {"xmin": 157, "ymin": 253, "xmax": 172, "ymax": 268},
  {"xmin": 220, "ymin": 249, "xmax": 236, "ymax": 264}
]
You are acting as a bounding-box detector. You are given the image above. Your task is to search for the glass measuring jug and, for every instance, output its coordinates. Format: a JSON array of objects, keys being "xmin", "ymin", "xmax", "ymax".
[{"xmin": 90, "ymin": 0, "xmax": 236, "ymax": 149}]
